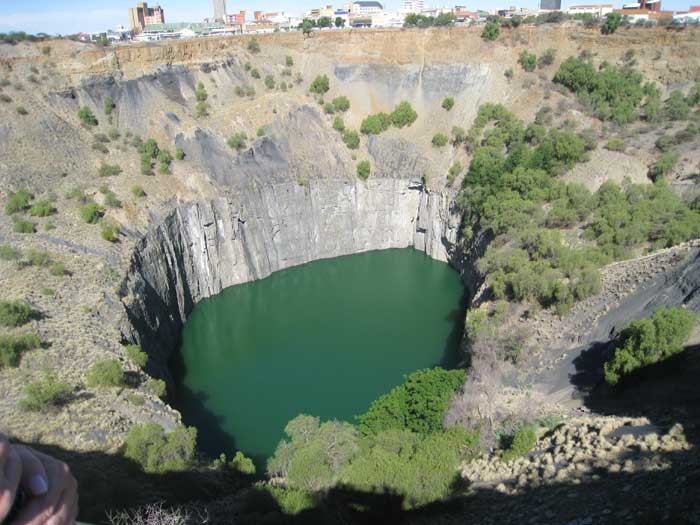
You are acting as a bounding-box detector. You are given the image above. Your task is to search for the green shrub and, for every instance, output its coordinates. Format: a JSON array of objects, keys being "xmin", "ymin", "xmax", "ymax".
[
  {"xmin": 255, "ymin": 485, "xmax": 314, "ymax": 515},
  {"xmin": 98, "ymin": 163, "xmax": 122, "ymax": 177},
  {"xmin": 285, "ymin": 55, "xmax": 294, "ymax": 67},
  {"xmin": 432, "ymin": 132, "xmax": 449, "ymax": 147},
  {"xmin": 16, "ymin": 106, "xmax": 28, "ymax": 115},
  {"xmin": 0, "ymin": 333, "xmax": 41, "ymax": 368},
  {"xmin": 601, "ymin": 12, "xmax": 621, "ymax": 34},
  {"xmin": 250, "ymin": 68, "xmax": 260, "ymax": 79},
  {"xmin": 100, "ymin": 187, "xmax": 121, "ymax": 208},
  {"xmin": 230, "ymin": 451, "xmax": 256, "ymax": 475},
  {"xmin": 24, "ymin": 249, "xmax": 51, "ymax": 267},
  {"xmin": 195, "ymin": 101, "xmax": 208, "ymax": 118},
  {"xmin": 125, "ymin": 344, "xmax": 147, "ymax": 368},
  {"xmin": 357, "ymin": 368, "xmax": 465, "ymax": 436},
  {"xmin": 538, "ymin": 48, "xmax": 556, "ymax": 68},
  {"xmin": 648, "ymin": 152, "xmax": 680, "ymax": 181},
  {"xmin": 175, "ymin": 146, "xmax": 185, "ymax": 160},
  {"xmin": 131, "ymin": 185, "xmax": 146, "ymax": 198},
  {"xmin": 481, "ymin": 21, "xmax": 500, "ymax": 41},
  {"xmin": 360, "ymin": 113, "xmax": 391, "ymax": 135},
  {"xmin": 40, "ymin": 288, "xmax": 55, "ymax": 297},
  {"xmin": 146, "ymin": 378, "xmax": 166, "ymax": 398},
  {"xmin": 49, "ymin": 262, "xmax": 67, "ymax": 276},
  {"xmin": 12, "ymin": 217, "xmax": 36, "ymax": 234},
  {"xmin": 195, "ymin": 81, "xmax": 207, "ymax": 102},
  {"xmin": 28, "ymin": 199, "xmax": 55, "ymax": 217},
  {"xmin": 665, "ymin": 90, "xmax": 690, "ymax": 121},
  {"xmin": 256, "ymin": 127, "xmax": 265, "ymax": 137},
  {"xmin": 332, "ymin": 95, "xmax": 350, "ymax": 112},
  {"xmin": 101, "ymin": 222, "xmax": 120, "ymax": 242},
  {"xmin": 441, "ymin": 97, "xmax": 455, "ymax": 111},
  {"xmin": 86, "ymin": 359, "xmax": 124, "ymax": 388},
  {"xmin": 390, "ymin": 101, "xmax": 418, "ymax": 128},
  {"xmin": 0, "ymin": 94, "xmax": 11, "ymax": 103},
  {"xmin": 655, "ymin": 135, "xmax": 673, "ymax": 151},
  {"xmin": 604, "ymin": 306, "xmax": 697, "ymax": 385},
  {"xmin": 108, "ymin": 127, "xmax": 120, "ymax": 140},
  {"xmin": 19, "ymin": 372, "xmax": 72, "ymax": 412},
  {"xmin": 0, "ymin": 301, "xmax": 33, "ymax": 327},
  {"xmin": 247, "ymin": 37, "xmax": 260, "ymax": 53},
  {"xmin": 92, "ymin": 142, "xmax": 109, "ymax": 154},
  {"xmin": 264, "ymin": 75, "xmax": 275, "ymax": 89},
  {"xmin": 124, "ymin": 423, "xmax": 197, "ymax": 473},
  {"xmin": 356, "ymin": 160, "xmax": 371, "ymax": 180},
  {"xmin": 79, "ymin": 203, "xmax": 105, "ymax": 224},
  {"xmin": 518, "ymin": 50, "xmax": 537, "ymax": 72},
  {"xmin": 447, "ymin": 161, "xmax": 461, "ymax": 186},
  {"xmin": 309, "ymin": 74, "xmax": 330, "ymax": 95},
  {"xmin": 158, "ymin": 162, "xmax": 170, "ymax": 175},
  {"xmin": 0, "ymin": 244, "xmax": 21, "ymax": 261},
  {"xmin": 605, "ymin": 138, "xmax": 625, "ymax": 151},
  {"xmin": 342, "ymin": 129, "xmax": 360, "ymax": 149},
  {"xmin": 5, "ymin": 189, "xmax": 32, "ymax": 214},
  {"xmin": 500, "ymin": 425, "xmax": 537, "ymax": 462},
  {"xmin": 227, "ymin": 132, "xmax": 248, "ymax": 151},
  {"xmin": 323, "ymin": 102, "xmax": 334, "ymax": 114},
  {"xmin": 78, "ymin": 106, "xmax": 98, "ymax": 126},
  {"xmin": 104, "ymin": 96, "xmax": 115, "ymax": 116},
  {"xmin": 332, "ymin": 116, "xmax": 345, "ymax": 132}
]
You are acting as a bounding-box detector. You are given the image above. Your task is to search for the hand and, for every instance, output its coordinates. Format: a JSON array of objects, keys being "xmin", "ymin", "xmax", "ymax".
[
  {"xmin": 9, "ymin": 446, "xmax": 78, "ymax": 525},
  {"xmin": 0, "ymin": 434, "xmax": 22, "ymax": 522}
]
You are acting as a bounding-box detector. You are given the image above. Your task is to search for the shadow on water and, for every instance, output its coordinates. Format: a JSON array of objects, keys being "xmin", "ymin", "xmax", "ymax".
[{"xmin": 438, "ymin": 291, "xmax": 468, "ymax": 370}]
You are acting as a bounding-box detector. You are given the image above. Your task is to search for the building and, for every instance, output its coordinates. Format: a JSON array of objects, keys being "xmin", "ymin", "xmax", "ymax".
[
  {"xmin": 352, "ymin": 1, "xmax": 384, "ymax": 15},
  {"xmin": 539, "ymin": 0, "xmax": 562, "ymax": 10},
  {"xmin": 567, "ymin": 4, "xmax": 614, "ymax": 16},
  {"xmin": 213, "ymin": 0, "xmax": 227, "ymax": 22},
  {"xmin": 128, "ymin": 3, "xmax": 165, "ymax": 32},
  {"xmin": 371, "ymin": 11, "xmax": 405, "ymax": 26},
  {"xmin": 402, "ymin": 0, "xmax": 425, "ymax": 13},
  {"xmin": 622, "ymin": 0, "xmax": 661, "ymax": 10},
  {"xmin": 224, "ymin": 11, "xmax": 246, "ymax": 25}
]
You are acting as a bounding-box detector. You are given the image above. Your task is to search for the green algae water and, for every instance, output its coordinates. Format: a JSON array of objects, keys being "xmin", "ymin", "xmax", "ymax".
[{"xmin": 173, "ymin": 248, "xmax": 465, "ymax": 467}]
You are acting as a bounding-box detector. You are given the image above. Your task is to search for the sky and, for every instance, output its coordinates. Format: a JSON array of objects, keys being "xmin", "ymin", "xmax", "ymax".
[{"xmin": 0, "ymin": 0, "xmax": 693, "ymax": 35}]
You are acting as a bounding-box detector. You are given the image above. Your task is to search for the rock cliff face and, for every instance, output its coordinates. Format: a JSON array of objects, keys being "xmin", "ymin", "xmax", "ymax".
[{"xmin": 120, "ymin": 178, "xmax": 465, "ymax": 379}]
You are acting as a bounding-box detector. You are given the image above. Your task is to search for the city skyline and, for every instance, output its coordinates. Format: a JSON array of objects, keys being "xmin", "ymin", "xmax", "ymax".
[{"xmin": 0, "ymin": 0, "xmax": 694, "ymax": 34}]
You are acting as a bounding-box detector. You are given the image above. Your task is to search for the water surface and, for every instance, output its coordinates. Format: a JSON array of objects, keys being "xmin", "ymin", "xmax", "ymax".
[{"xmin": 174, "ymin": 248, "xmax": 465, "ymax": 466}]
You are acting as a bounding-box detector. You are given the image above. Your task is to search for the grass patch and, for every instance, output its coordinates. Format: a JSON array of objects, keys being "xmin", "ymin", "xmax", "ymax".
[
  {"xmin": 19, "ymin": 372, "xmax": 72, "ymax": 412},
  {"xmin": 12, "ymin": 217, "xmax": 36, "ymax": 234},
  {"xmin": 0, "ymin": 333, "xmax": 41, "ymax": 368},
  {"xmin": 0, "ymin": 300, "xmax": 34, "ymax": 327},
  {"xmin": 125, "ymin": 344, "xmax": 147, "ymax": 368},
  {"xmin": 86, "ymin": 359, "xmax": 125, "ymax": 388}
]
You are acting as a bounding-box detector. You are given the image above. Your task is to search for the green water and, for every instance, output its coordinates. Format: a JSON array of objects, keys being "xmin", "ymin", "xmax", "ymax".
[{"xmin": 173, "ymin": 248, "xmax": 465, "ymax": 467}]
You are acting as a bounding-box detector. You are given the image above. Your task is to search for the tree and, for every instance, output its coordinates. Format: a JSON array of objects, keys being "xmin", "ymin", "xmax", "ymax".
[
  {"xmin": 481, "ymin": 21, "xmax": 500, "ymax": 41},
  {"xmin": 342, "ymin": 129, "xmax": 360, "ymax": 149},
  {"xmin": 335, "ymin": 16, "xmax": 345, "ymax": 28},
  {"xmin": 601, "ymin": 12, "xmax": 621, "ymax": 34},
  {"xmin": 302, "ymin": 19, "xmax": 313, "ymax": 36},
  {"xmin": 332, "ymin": 95, "xmax": 350, "ymax": 112},
  {"xmin": 309, "ymin": 74, "xmax": 330, "ymax": 95},
  {"xmin": 432, "ymin": 133, "xmax": 449, "ymax": 147},
  {"xmin": 360, "ymin": 113, "xmax": 391, "ymax": 135},
  {"xmin": 518, "ymin": 50, "xmax": 537, "ymax": 72},
  {"xmin": 78, "ymin": 106, "xmax": 98, "ymax": 126},
  {"xmin": 442, "ymin": 97, "xmax": 455, "ymax": 111},
  {"xmin": 356, "ymin": 160, "xmax": 371, "ymax": 180},
  {"xmin": 317, "ymin": 16, "xmax": 332, "ymax": 28},
  {"xmin": 124, "ymin": 423, "xmax": 197, "ymax": 473},
  {"xmin": 390, "ymin": 101, "xmax": 418, "ymax": 128}
]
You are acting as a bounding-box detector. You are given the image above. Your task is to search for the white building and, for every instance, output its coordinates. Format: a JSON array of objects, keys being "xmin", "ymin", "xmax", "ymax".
[
  {"xmin": 567, "ymin": 3, "xmax": 614, "ymax": 16},
  {"xmin": 213, "ymin": 0, "xmax": 227, "ymax": 21},
  {"xmin": 371, "ymin": 11, "xmax": 405, "ymax": 26},
  {"xmin": 674, "ymin": 11, "xmax": 700, "ymax": 22},
  {"xmin": 352, "ymin": 1, "xmax": 384, "ymax": 15}
]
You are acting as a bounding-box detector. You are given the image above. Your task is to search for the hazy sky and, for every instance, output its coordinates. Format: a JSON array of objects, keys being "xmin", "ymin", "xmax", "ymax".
[{"xmin": 0, "ymin": 0, "xmax": 693, "ymax": 35}]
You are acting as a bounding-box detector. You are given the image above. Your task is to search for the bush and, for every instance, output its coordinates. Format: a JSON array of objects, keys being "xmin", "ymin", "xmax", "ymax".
[
  {"xmin": 309, "ymin": 74, "xmax": 330, "ymax": 95},
  {"xmin": 332, "ymin": 116, "xmax": 345, "ymax": 132},
  {"xmin": 49, "ymin": 262, "xmax": 67, "ymax": 276},
  {"xmin": 79, "ymin": 203, "xmax": 105, "ymax": 224},
  {"xmin": 131, "ymin": 185, "xmax": 146, "ymax": 198},
  {"xmin": 0, "ymin": 301, "xmax": 33, "ymax": 327},
  {"xmin": 357, "ymin": 368, "xmax": 465, "ymax": 436},
  {"xmin": 432, "ymin": 132, "xmax": 449, "ymax": 147},
  {"xmin": 147, "ymin": 378, "xmax": 166, "ymax": 398},
  {"xmin": 124, "ymin": 423, "xmax": 197, "ymax": 473},
  {"xmin": 195, "ymin": 81, "xmax": 207, "ymax": 102},
  {"xmin": 125, "ymin": 344, "xmax": 147, "ymax": 368},
  {"xmin": 648, "ymin": 152, "xmax": 680, "ymax": 181},
  {"xmin": 98, "ymin": 163, "xmax": 122, "ymax": 177},
  {"xmin": 665, "ymin": 90, "xmax": 690, "ymax": 121},
  {"xmin": 601, "ymin": 12, "xmax": 621, "ymax": 34},
  {"xmin": 518, "ymin": 50, "xmax": 537, "ymax": 72},
  {"xmin": 229, "ymin": 451, "xmax": 256, "ymax": 475},
  {"xmin": 195, "ymin": 101, "xmax": 208, "ymax": 118},
  {"xmin": 360, "ymin": 113, "xmax": 391, "ymax": 135},
  {"xmin": 19, "ymin": 372, "xmax": 72, "ymax": 412},
  {"xmin": 86, "ymin": 359, "xmax": 124, "ymax": 388},
  {"xmin": 227, "ymin": 132, "xmax": 248, "ymax": 151},
  {"xmin": 5, "ymin": 189, "xmax": 32, "ymax": 214},
  {"xmin": 538, "ymin": 48, "xmax": 556, "ymax": 68},
  {"xmin": 441, "ymin": 97, "xmax": 454, "ymax": 111},
  {"xmin": 250, "ymin": 68, "xmax": 260, "ymax": 79},
  {"xmin": 24, "ymin": 248, "xmax": 51, "ymax": 267},
  {"xmin": 12, "ymin": 217, "xmax": 36, "ymax": 234},
  {"xmin": 256, "ymin": 127, "xmax": 265, "ymax": 137},
  {"xmin": 356, "ymin": 160, "xmax": 371, "ymax": 180},
  {"xmin": 175, "ymin": 146, "xmax": 185, "ymax": 160},
  {"xmin": 0, "ymin": 244, "xmax": 21, "ymax": 261},
  {"xmin": 104, "ymin": 96, "xmax": 115, "ymax": 116},
  {"xmin": 285, "ymin": 55, "xmax": 294, "ymax": 67},
  {"xmin": 92, "ymin": 143, "xmax": 108, "ymax": 154},
  {"xmin": 390, "ymin": 101, "xmax": 418, "ymax": 128},
  {"xmin": 247, "ymin": 37, "xmax": 260, "ymax": 53},
  {"xmin": 16, "ymin": 106, "xmax": 28, "ymax": 115},
  {"xmin": 28, "ymin": 199, "xmax": 55, "ymax": 217},
  {"xmin": 332, "ymin": 95, "xmax": 350, "ymax": 112},
  {"xmin": 481, "ymin": 21, "xmax": 500, "ymax": 41},
  {"xmin": 604, "ymin": 306, "xmax": 697, "ymax": 385},
  {"xmin": 108, "ymin": 128, "xmax": 120, "ymax": 141},
  {"xmin": 78, "ymin": 106, "xmax": 98, "ymax": 126},
  {"xmin": 100, "ymin": 187, "xmax": 121, "ymax": 208},
  {"xmin": 101, "ymin": 222, "xmax": 120, "ymax": 242},
  {"xmin": 0, "ymin": 333, "xmax": 41, "ymax": 368},
  {"xmin": 447, "ymin": 161, "xmax": 462, "ymax": 187},
  {"xmin": 342, "ymin": 129, "xmax": 360, "ymax": 149},
  {"xmin": 323, "ymin": 102, "xmax": 334, "ymax": 115},
  {"xmin": 605, "ymin": 138, "xmax": 625, "ymax": 151},
  {"xmin": 264, "ymin": 75, "xmax": 275, "ymax": 89},
  {"xmin": 500, "ymin": 425, "xmax": 537, "ymax": 462}
]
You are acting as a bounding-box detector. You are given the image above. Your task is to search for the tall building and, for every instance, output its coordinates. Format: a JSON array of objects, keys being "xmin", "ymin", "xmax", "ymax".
[
  {"xmin": 539, "ymin": 0, "xmax": 562, "ymax": 9},
  {"xmin": 213, "ymin": 0, "xmax": 227, "ymax": 21},
  {"xmin": 128, "ymin": 2, "xmax": 165, "ymax": 32}
]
